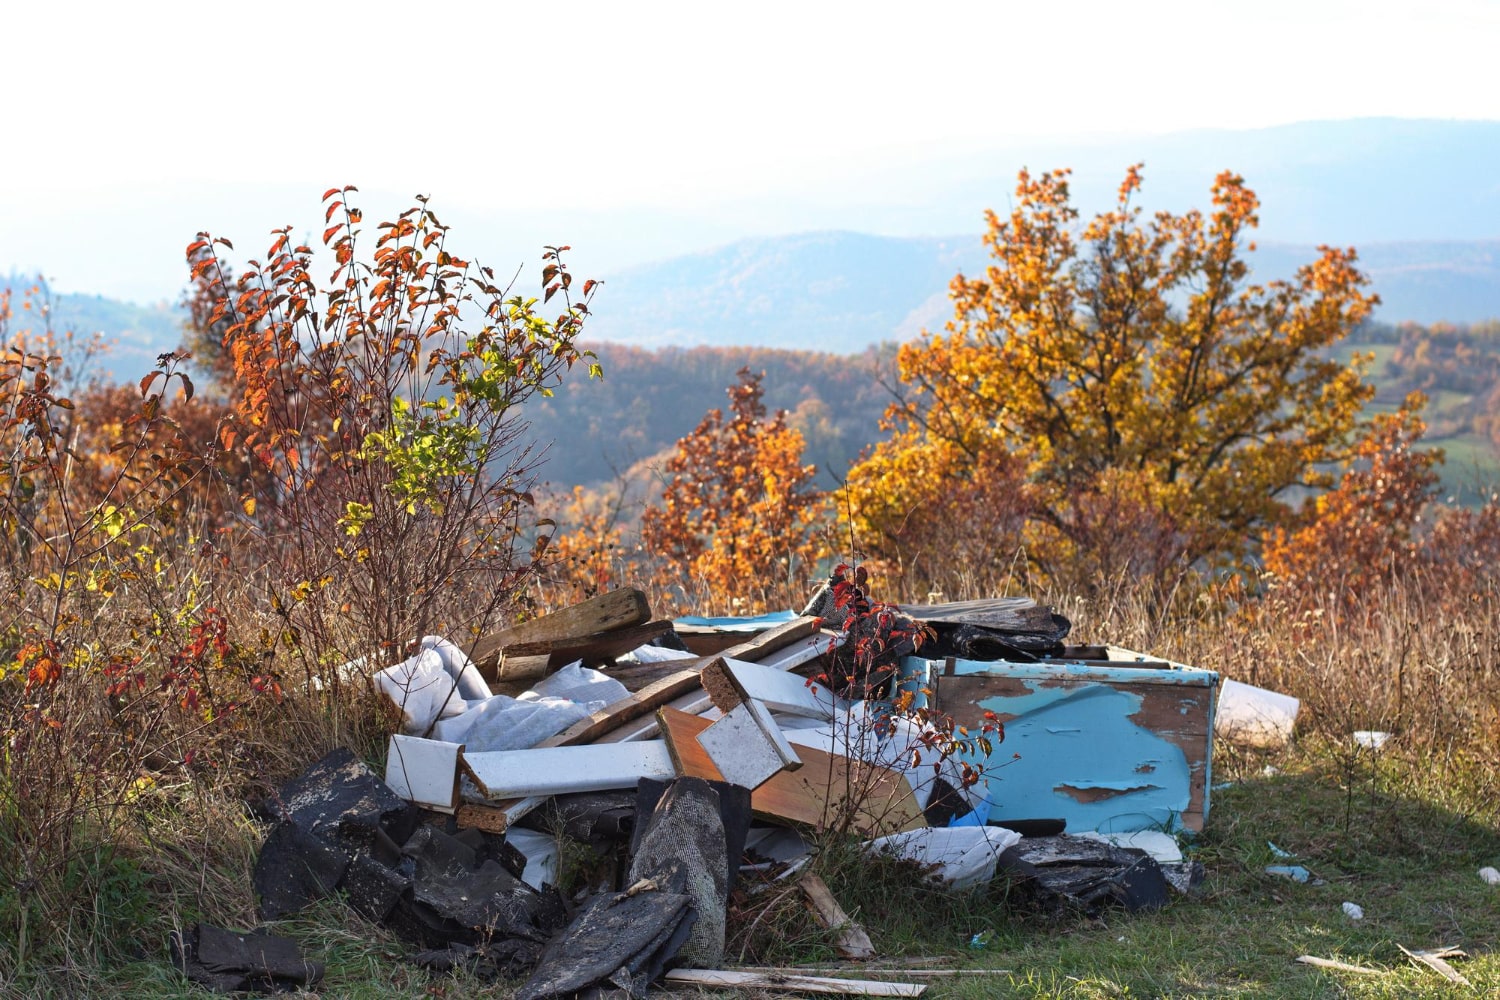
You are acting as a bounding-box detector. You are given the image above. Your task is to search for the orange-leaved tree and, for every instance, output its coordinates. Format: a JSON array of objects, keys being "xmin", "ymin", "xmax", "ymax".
[
  {"xmin": 1262, "ymin": 395, "xmax": 1441, "ymax": 608},
  {"xmin": 640, "ymin": 368, "xmax": 830, "ymax": 614},
  {"xmin": 189, "ymin": 188, "xmax": 600, "ymax": 679},
  {"xmin": 846, "ymin": 165, "xmax": 1379, "ymax": 592}
]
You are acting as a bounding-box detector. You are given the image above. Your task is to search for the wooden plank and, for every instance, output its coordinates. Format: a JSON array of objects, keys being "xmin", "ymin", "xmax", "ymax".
[
  {"xmin": 1295, "ymin": 955, "xmax": 1385, "ymax": 975},
  {"xmin": 799, "ymin": 872, "xmax": 876, "ymax": 961},
  {"xmin": 658, "ymin": 707, "xmax": 926, "ymax": 838},
  {"xmin": 384, "ymin": 734, "xmax": 463, "ymax": 813},
  {"xmin": 494, "ymin": 619, "xmax": 676, "ymax": 683},
  {"xmin": 464, "ymin": 742, "xmax": 674, "ymax": 799},
  {"xmin": 537, "ymin": 657, "xmax": 727, "ymax": 748},
  {"xmin": 664, "ymin": 968, "xmax": 925, "ymax": 997},
  {"xmin": 721, "ymin": 616, "xmax": 823, "ymax": 662},
  {"xmin": 467, "ymin": 589, "xmax": 651, "ymax": 679}
]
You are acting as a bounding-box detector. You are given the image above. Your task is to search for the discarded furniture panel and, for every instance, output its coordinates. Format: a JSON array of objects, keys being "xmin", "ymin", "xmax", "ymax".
[
  {"xmin": 385, "ymin": 734, "xmax": 463, "ymax": 813},
  {"xmin": 913, "ymin": 648, "xmax": 1218, "ymax": 832},
  {"xmin": 704, "ymin": 656, "xmax": 837, "ymax": 720},
  {"xmin": 1215, "ymin": 678, "xmax": 1299, "ymax": 748},
  {"xmin": 696, "ymin": 698, "xmax": 803, "ymax": 790},
  {"xmin": 465, "ymin": 741, "xmax": 675, "ymax": 799},
  {"xmin": 658, "ymin": 706, "xmax": 926, "ymax": 838}
]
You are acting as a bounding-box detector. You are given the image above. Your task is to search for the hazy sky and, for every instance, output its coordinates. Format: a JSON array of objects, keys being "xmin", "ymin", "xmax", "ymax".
[{"xmin": 6, "ymin": 0, "xmax": 1499, "ymax": 299}]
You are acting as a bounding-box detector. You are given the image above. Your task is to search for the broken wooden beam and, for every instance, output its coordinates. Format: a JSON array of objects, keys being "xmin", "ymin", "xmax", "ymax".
[
  {"xmin": 1294, "ymin": 955, "xmax": 1384, "ymax": 975},
  {"xmin": 1397, "ymin": 944, "xmax": 1471, "ymax": 986},
  {"xmin": 467, "ymin": 588, "xmax": 651, "ymax": 679},
  {"xmin": 493, "ymin": 618, "xmax": 675, "ymax": 685},
  {"xmin": 799, "ymin": 872, "xmax": 875, "ymax": 961}
]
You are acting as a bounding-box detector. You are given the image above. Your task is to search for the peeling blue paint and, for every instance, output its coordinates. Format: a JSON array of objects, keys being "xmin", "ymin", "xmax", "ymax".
[{"xmin": 908, "ymin": 654, "xmax": 1218, "ymax": 833}]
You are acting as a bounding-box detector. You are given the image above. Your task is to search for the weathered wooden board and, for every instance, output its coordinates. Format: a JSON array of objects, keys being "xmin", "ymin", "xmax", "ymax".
[
  {"xmin": 926, "ymin": 652, "xmax": 1217, "ymax": 832},
  {"xmin": 658, "ymin": 707, "xmax": 926, "ymax": 838},
  {"xmin": 467, "ymin": 588, "xmax": 651, "ymax": 679},
  {"xmin": 494, "ymin": 619, "xmax": 675, "ymax": 683}
]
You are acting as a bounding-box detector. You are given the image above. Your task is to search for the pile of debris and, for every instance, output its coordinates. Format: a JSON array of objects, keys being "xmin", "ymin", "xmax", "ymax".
[{"xmin": 184, "ymin": 586, "xmax": 1211, "ymax": 997}]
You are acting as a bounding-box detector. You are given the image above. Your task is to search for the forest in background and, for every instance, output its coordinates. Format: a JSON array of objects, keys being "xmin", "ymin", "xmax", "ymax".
[{"xmin": 524, "ymin": 319, "xmax": 1500, "ymax": 504}]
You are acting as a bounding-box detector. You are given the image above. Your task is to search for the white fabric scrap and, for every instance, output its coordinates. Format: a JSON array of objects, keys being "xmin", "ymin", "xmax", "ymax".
[
  {"xmin": 417, "ymin": 635, "xmax": 491, "ymax": 702},
  {"xmin": 865, "ymin": 826, "xmax": 1022, "ymax": 890},
  {"xmin": 623, "ymin": 644, "xmax": 698, "ymax": 664},
  {"xmin": 431, "ymin": 694, "xmax": 590, "ymax": 752},
  {"xmin": 374, "ymin": 648, "xmax": 471, "ymax": 732},
  {"xmin": 523, "ymin": 661, "xmax": 628, "ymax": 711}
]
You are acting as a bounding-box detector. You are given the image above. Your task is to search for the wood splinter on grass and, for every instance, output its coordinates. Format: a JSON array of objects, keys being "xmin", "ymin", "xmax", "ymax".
[
  {"xmin": 664, "ymin": 968, "xmax": 925, "ymax": 996},
  {"xmin": 1397, "ymin": 944, "xmax": 1471, "ymax": 986},
  {"xmin": 1295, "ymin": 955, "xmax": 1385, "ymax": 975},
  {"xmin": 798, "ymin": 872, "xmax": 875, "ymax": 961}
]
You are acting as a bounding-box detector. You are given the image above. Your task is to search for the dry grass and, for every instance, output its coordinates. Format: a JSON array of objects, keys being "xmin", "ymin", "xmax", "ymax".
[{"xmin": 3, "ymin": 543, "xmax": 1500, "ymax": 995}]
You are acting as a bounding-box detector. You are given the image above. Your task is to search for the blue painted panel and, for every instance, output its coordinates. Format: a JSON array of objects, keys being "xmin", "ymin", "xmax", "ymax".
[
  {"xmin": 674, "ymin": 610, "xmax": 798, "ymax": 630},
  {"xmin": 908, "ymin": 655, "xmax": 1218, "ymax": 833}
]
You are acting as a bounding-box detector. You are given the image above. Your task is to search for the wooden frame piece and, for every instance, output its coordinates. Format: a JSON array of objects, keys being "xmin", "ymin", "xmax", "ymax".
[{"xmin": 464, "ymin": 741, "xmax": 675, "ymax": 799}]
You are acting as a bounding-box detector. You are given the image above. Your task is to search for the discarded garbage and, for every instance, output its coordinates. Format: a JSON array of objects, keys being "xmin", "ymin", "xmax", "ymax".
[
  {"xmin": 1352, "ymin": 730, "xmax": 1392, "ymax": 751},
  {"xmin": 233, "ymin": 585, "xmax": 1214, "ymax": 997},
  {"xmin": 170, "ymin": 923, "xmax": 324, "ymax": 994},
  {"xmin": 1341, "ymin": 901, "xmax": 1365, "ymax": 920},
  {"xmin": 997, "ymin": 834, "xmax": 1171, "ymax": 914},
  {"xmin": 1215, "ymin": 678, "xmax": 1299, "ymax": 748},
  {"xmin": 1267, "ymin": 842, "xmax": 1293, "ymax": 859},
  {"xmin": 1479, "ymin": 866, "xmax": 1500, "ymax": 885},
  {"xmin": 1266, "ymin": 865, "xmax": 1313, "ymax": 883}
]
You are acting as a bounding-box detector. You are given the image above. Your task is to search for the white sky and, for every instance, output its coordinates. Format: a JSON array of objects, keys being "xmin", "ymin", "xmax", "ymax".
[
  {"xmin": 10, "ymin": 0, "xmax": 1499, "ymax": 204},
  {"xmin": 4, "ymin": 0, "xmax": 1499, "ymax": 300}
]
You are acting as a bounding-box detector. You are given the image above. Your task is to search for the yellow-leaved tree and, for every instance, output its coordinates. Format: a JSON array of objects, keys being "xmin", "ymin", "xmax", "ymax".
[{"xmin": 846, "ymin": 166, "xmax": 1379, "ymax": 592}]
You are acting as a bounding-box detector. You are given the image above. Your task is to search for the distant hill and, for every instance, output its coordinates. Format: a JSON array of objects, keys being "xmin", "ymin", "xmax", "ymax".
[
  {"xmin": 1, "ymin": 274, "xmax": 185, "ymax": 380},
  {"xmin": 581, "ymin": 232, "xmax": 1500, "ymax": 351}
]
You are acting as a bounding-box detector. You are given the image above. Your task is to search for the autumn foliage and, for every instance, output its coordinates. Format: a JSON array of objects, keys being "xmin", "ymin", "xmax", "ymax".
[
  {"xmin": 640, "ymin": 368, "xmax": 830, "ymax": 614},
  {"xmin": 847, "ymin": 166, "xmax": 1379, "ymax": 592}
]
